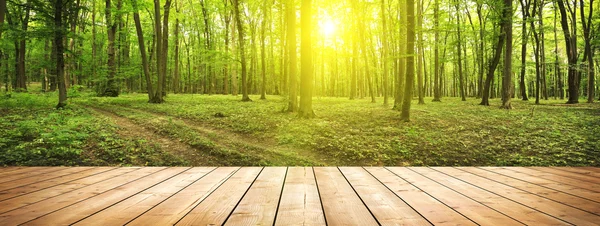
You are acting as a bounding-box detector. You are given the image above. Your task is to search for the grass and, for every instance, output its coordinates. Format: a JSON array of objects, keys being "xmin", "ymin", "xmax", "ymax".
[{"xmin": 2, "ymin": 89, "xmax": 599, "ymax": 166}]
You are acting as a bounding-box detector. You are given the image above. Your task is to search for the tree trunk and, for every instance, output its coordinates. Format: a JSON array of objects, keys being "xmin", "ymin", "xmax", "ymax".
[
  {"xmin": 233, "ymin": 0, "xmax": 251, "ymax": 101},
  {"xmin": 480, "ymin": 24, "xmax": 506, "ymax": 106},
  {"xmin": 580, "ymin": 0, "xmax": 594, "ymax": 103},
  {"xmin": 161, "ymin": 0, "xmax": 172, "ymax": 97},
  {"xmin": 519, "ymin": 0, "xmax": 530, "ymax": 100},
  {"xmin": 132, "ymin": 0, "xmax": 154, "ymax": 101},
  {"xmin": 380, "ymin": 0, "xmax": 389, "ymax": 105},
  {"xmin": 260, "ymin": 0, "xmax": 268, "ymax": 100},
  {"xmin": 432, "ymin": 0, "xmax": 441, "ymax": 102},
  {"xmin": 55, "ymin": 0, "xmax": 67, "ymax": 108},
  {"xmin": 151, "ymin": 0, "xmax": 164, "ymax": 103},
  {"xmin": 556, "ymin": 0, "xmax": 580, "ymax": 104},
  {"xmin": 417, "ymin": 0, "xmax": 424, "ymax": 104},
  {"xmin": 103, "ymin": 0, "xmax": 119, "ymax": 97},
  {"xmin": 298, "ymin": 0, "xmax": 314, "ymax": 118},
  {"xmin": 501, "ymin": 0, "xmax": 513, "ymax": 109},
  {"xmin": 173, "ymin": 2, "xmax": 180, "ymax": 94},
  {"xmin": 401, "ymin": 0, "xmax": 415, "ymax": 121},
  {"xmin": 455, "ymin": 0, "xmax": 466, "ymax": 101}
]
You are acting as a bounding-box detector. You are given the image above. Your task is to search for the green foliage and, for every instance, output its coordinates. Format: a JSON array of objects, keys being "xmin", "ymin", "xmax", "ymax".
[
  {"xmin": 76, "ymin": 93, "xmax": 600, "ymax": 166},
  {"xmin": 0, "ymin": 93, "xmax": 186, "ymax": 166}
]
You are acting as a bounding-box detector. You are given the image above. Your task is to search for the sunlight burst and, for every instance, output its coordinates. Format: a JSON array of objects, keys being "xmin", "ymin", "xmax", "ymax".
[{"xmin": 321, "ymin": 20, "xmax": 336, "ymax": 37}]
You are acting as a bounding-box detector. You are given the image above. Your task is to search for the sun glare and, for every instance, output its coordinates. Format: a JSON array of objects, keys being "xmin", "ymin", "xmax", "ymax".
[{"xmin": 321, "ymin": 20, "xmax": 336, "ymax": 37}]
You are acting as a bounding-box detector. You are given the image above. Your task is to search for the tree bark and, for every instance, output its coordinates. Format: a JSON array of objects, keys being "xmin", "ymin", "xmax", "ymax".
[
  {"xmin": 103, "ymin": 0, "xmax": 119, "ymax": 97},
  {"xmin": 132, "ymin": 0, "xmax": 154, "ymax": 101},
  {"xmin": 298, "ymin": 0, "xmax": 314, "ymax": 118},
  {"xmin": 432, "ymin": 0, "xmax": 441, "ymax": 102},
  {"xmin": 55, "ymin": 0, "xmax": 67, "ymax": 108},
  {"xmin": 556, "ymin": 0, "xmax": 580, "ymax": 104},
  {"xmin": 401, "ymin": 0, "xmax": 415, "ymax": 121},
  {"xmin": 233, "ymin": 0, "xmax": 251, "ymax": 101},
  {"xmin": 519, "ymin": 0, "xmax": 530, "ymax": 100},
  {"xmin": 455, "ymin": 0, "xmax": 466, "ymax": 101},
  {"xmin": 501, "ymin": 0, "xmax": 513, "ymax": 109}
]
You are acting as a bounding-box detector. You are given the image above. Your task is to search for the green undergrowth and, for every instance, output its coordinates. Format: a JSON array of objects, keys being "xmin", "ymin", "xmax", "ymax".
[
  {"xmin": 75, "ymin": 93, "xmax": 600, "ymax": 166},
  {"xmin": 0, "ymin": 92, "xmax": 186, "ymax": 166}
]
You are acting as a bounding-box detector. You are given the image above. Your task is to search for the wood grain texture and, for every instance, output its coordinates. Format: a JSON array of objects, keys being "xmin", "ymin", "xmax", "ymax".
[
  {"xmin": 313, "ymin": 167, "xmax": 379, "ymax": 226},
  {"xmin": 24, "ymin": 167, "xmax": 189, "ymax": 226},
  {"xmin": 437, "ymin": 167, "xmax": 600, "ymax": 225},
  {"xmin": 0, "ymin": 167, "xmax": 162, "ymax": 225},
  {"xmin": 175, "ymin": 167, "xmax": 263, "ymax": 226},
  {"xmin": 417, "ymin": 167, "xmax": 565, "ymax": 225},
  {"xmin": 340, "ymin": 167, "xmax": 431, "ymax": 226},
  {"xmin": 365, "ymin": 167, "xmax": 476, "ymax": 226},
  {"xmin": 225, "ymin": 167, "xmax": 287, "ymax": 226},
  {"xmin": 74, "ymin": 167, "xmax": 215, "ymax": 226},
  {"xmin": 387, "ymin": 167, "xmax": 522, "ymax": 225},
  {"xmin": 506, "ymin": 167, "xmax": 600, "ymax": 192},
  {"xmin": 128, "ymin": 167, "xmax": 239, "ymax": 226},
  {"xmin": 275, "ymin": 167, "xmax": 326, "ymax": 226}
]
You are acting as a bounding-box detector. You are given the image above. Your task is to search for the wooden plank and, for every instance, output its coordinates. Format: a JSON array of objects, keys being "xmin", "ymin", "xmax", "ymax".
[
  {"xmin": 24, "ymin": 167, "xmax": 190, "ymax": 225},
  {"xmin": 0, "ymin": 167, "xmax": 67, "ymax": 184},
  {"xmin": 386, "ymin": 167, "xmax": 521, "ymax": 225},
  {"xmin": 0, "ymin": 167, "xmax": 114, "ymax": 201},
  {"xmin": 313, "ymin": 167, "xmax": 379, "ymax": 225},
  {"xmin": 225, "ymin": 167, "xmax": 287, "ymax": 226},
  {"xmin": 507, "ymin": 167, "xmax": 600, "ymax": 192},
  {"xmin": 484, "ymin": 167, "xmax": 600, "ymax": 203},
  {"xmin": 365, "ymin": 167, "xmax": 475, "ymax": 225},
  {"xmin": 127, "ymin": 167, "xmax": 239, "ymax": 226},
  {"xmin": 461, "ymin": 167, "xmax": 600, "ymax": 215},
  {"xmin": 557, "ymin": 167, "xmax": 600, "ymax": 178},
  {"xmin": 73, "ymin": 167, "xmax": 214, "ymax": 226},
  {"xmin": 0, "ymin": 167, "xmax": 93, "ymax": 192},
  {"xmin": 415, "ymin": 167, "xmax": 565, "ymax": 225},
  {"xmin": 531, "ymin": 167, "xmax": 600, "ymax": 184},
  {"xmin": 173, "ymin": 167, "xmax": 263, "ymax": 226},
  {"xmin": 0, "ymin": 167, "xmax": 29, "ymax": 176},
  {"xmin": 436, "ymin": 167, "xmax": 600, "ymax": 225},
  {"xmin": 0, "ymin": 167, "xmax": 136, "ymax": 214},
  {"xmin": 274, "ymin": 167, "xmax": 325, "ymax": 226},
  {"xmin": 340, "ymin": 167, "xmax": 431, "ymax": 225},
  {"xmin": 0, "ymin": 167, "xmax": 164, "ymax": 225}
]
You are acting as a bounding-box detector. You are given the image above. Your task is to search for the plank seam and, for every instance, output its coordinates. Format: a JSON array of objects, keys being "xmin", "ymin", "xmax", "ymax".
[
  {"xmin": 0, "ymin": 167, "xmax": 145, "ymax": 215},
  {"xmin": 528, "ymin": 167, "xmax": 600, "ymax": 184},
  {"xmin": 383, "ymin": 167, "xmax": 479, "ymax": 226},
  {"xmin": 479, "ymin": 167, "xmax": 600, "ymax": 204},
  {"xmin": 0, "ymin": 168, "xmax": 117, "ymax": 202},
  {"xmin": 16, "ymin": 167, "xmax": 173, "ymax": 225},
  {"xmin": 455, "ymin": 167, "xmax": 600, "ymax": 217},
  {"xmin": 221, "ymin": 167, "xmax": 265, "ymax": 225},
  {"xmin": 504, "ymin": 167, "xmax": 600, "ymax": 193},
  {"xmin": 337, "ymin": 167, "xmax": 381, "ymax": 226},
  {"xmin": 428, "ymin": 167, "xmax": 570, "ymax": 225},
  {"xmin": 0, "ymin": 167, "xmax": 70, "ymax": 184},
  {"xmin": 363, "ymin": 167, "xmax": 434, "ymax": 226},
  {"xmin": 0, "ymin": 168, "xmax": 95, "ymax": 193},
  {"xmin": 312, "ymin": 167, "xmax": 328, "ymax": 226},
  {"xmin": 72, "ymin": 167, "xmax": 215, "ymax": 225},
  {"xmin": 271, "ymin": 167, "xmax": 288, "ymax": 226}
]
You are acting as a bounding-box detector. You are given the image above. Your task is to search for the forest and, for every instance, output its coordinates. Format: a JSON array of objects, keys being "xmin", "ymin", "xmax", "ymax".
[{"xmin": 0, "ymin": 0, "xmax": 598, "ymax": 166}]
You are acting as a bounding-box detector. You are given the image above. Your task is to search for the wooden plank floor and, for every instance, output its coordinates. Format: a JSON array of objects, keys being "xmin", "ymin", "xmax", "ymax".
[{"xmin": 0, "ymin": 167, "xmax": 598, "ymax": 225}]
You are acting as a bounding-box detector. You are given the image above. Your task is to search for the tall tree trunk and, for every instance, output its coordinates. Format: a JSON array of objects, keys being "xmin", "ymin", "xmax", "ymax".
[
  {"xmin": 260, "ymin": 0, "xmax": 268, "ymax": 100},
  {"xmin": 477, "ymin": 2, "xmax": 484, "ymax": 98},
  {"xmin": 103, "ymin": 0, "xmax": 119, "ymax": 97},
  {"xmin": 455, "ymin": 0, "xmax": 466, "ymax": 101},
  {"xmin": 16, "ymin": 6, "xmax": 30, "ymax": 92},
  {"xmin": 151, "ymin": 0, "xmax": 164, "ymax": 103},
  {"xmin": 417, "ymin": 0, "xmax": 424, "ymax": 104},
  {"xmin": 580, "ymin": 0, "xmax": 594, "ymax": 103},
  {"xmin": 401, "ymin": 0, "xmax": 415, "ymax": 121},
  {"xmin": 173, "ymin": 1, "xmax": 180, "ymax": 94},
  {"xmin": 501, "ymin": 0, "xmax": 513, "ymax": 109},
  {"xmin": 298, "ymin": 0, "xmax": 314, "ymax": 118},
  {"xmin": 519, "ymin": 0, "xmax": 530, "ymax": 100},
  {"xmin": 160, "ymin": 0, "xmax": 171, "ymax": 96},
  {"xmin": 233, "ymin": 0, "xmax": 251, "ymax": 101},
  {"xmin": 480, "ymin": 24, "xmax": 506, "ymax": 106},
  {"xmin": 359, "ymin": 7, "xmax": 375, "ymax": 103},
  {"xmin": 132, "ymin": 0, "xmax": 154, "ymax": 101},
  {"xmin": 432, "ymin": 0, "xmax": 441, "ymax": 102},
  {"xmin": 395, "ymin": 0, "xmax": 407, "ymax": 109},
  {"xmin": 223, "ymin": 0, "xmax": 231, "ymax": 95},
  {"xmin": 55, "ymin": 0, "xmax": 67, "ymax": 108},
  {"xmin": 556, "ymin": 0, "xmax": 580, "ymax": 104},
  {"xmin": 286, "ymin": 0, "xmax": 297, "ymax": 111},
  {"xmin": 554, "ymin": 3, "xmax": 564, "ymax": 99},
  {"xmin": 380, "ymin": 0, "xmax": 389, "ymax": 105}
]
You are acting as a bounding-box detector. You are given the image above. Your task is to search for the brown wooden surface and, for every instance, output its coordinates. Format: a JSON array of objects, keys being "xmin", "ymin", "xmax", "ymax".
[{"xmin": 0, "ymin": 167, "xmax": 596, "ymax": 225}]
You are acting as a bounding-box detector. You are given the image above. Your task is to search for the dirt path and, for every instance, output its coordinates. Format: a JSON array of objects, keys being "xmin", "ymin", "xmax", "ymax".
[
  {"xmin": 104, "ymin": 105, "xmax": 331, "ymax": 165},
  {"xmin": 90, "ymin": 107, "xmax": 217, "ymax": 165}
]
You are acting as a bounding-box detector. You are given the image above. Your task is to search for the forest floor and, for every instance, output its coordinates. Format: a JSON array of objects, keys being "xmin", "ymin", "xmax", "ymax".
[{"xmin": 1, "ymin": 88, "xmax": 599, "ymax": 166}]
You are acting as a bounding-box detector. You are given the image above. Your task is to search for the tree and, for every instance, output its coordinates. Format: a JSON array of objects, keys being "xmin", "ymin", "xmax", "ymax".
[
  {"xmin": 500, "ymin": 0, "xmax": 513, "ymax": 109},
  {"xmin": 233, "ymin": 0, "xmax": 251, "ymax": 101},
  {"xmin": 519, "ymin": 0, "xmax": 531, "ymax": 101},
  {"xmin": 298, "ymin": 0, "xmax": 314, "ymax": 118},
  {"xmin": 102, "ymin": 0, "xmax": 119, "ymax": 97},
  {"xmin": 480, "ymin": 6, "xmax": 508, "ymax": 106},
  {"xmin": 54, "ymin": 0, "xmax": 67, "ymax": 108},
  {"xmin": 432, "ymin": 0, "xmax": 441, "ymax": 102},
  {"xmin": 580, "ymin": 0, "xmax": 594, "ymax": 103},
  {"xmin": 132, "ymin": 0, "xmax": 154, "ymax": 101},
  {"xmin": 151, "ymin": 0, "xmax": 165, "ymax": 103},
  {"xmin": 380, "ymin": 0, "xmax": 389, "ymax": 105},
  {"xmin": 401, "ymin": 0, "xmax": 415, "ymax": 121},
  {"xmin": 286, "ymin": 0, "xmax": 297, "ymax": 112},
  {"xmin": 556, "ymin": 0, "xmax": 580, "ymax": 104},
  {"xmin": 0, "ymin": 0, "xmax": 5, "ymax": 90},
  {"xmin": 455, "ymin": 0, "xmax": 466, "ymax": 101}
]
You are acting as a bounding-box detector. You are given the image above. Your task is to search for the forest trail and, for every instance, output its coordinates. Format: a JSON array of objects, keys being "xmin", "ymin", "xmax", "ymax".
[
  {"xmin": 87, "ymin": 104, "xmax": 327, "ymax": 166},
  {"xmin": 89, "ymin": 107, "xmax": 218, "ymax": 165}
]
